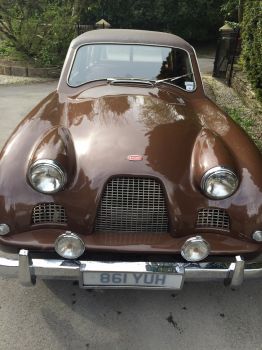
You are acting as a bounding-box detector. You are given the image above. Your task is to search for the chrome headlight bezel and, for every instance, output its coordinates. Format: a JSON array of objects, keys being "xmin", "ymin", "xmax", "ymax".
[
  {"xmin": 201, "ymin": 166, "xmax": 239, "ymax": 200},
  {"xmin": 181, "ymin": 236, "xmax": 210, "ymax": 262},
  {"xmin": 253, "ymin": 231, "xmax": 262, "ymax": 242},
  {"xmin": 55, "ymin": 232, "xmax": 85, "ymax": 259},
  {"xmin": 28, "ymin": 159, "xmax": 67, "ymax": 194}
]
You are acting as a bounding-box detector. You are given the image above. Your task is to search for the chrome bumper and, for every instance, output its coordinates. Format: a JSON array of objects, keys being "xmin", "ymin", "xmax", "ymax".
[{"xmin": 0, "ymin": 250, "xmax": 262, "ymax": 289}]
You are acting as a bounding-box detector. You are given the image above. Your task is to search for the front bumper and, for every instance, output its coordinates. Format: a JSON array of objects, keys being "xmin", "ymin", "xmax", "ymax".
[{"xmin": 0, "ymin": 250, "xmax": 262, "ymax": 289}]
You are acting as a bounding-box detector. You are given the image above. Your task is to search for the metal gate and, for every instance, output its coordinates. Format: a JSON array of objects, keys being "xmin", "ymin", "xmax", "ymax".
[{"xmin": 213, "ymin": 25, "xmax": 241, "ymax": 86}]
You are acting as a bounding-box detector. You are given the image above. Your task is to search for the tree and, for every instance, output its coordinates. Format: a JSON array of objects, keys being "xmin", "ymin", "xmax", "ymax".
[
  {"xmin": 0, "ymin": 0, "xmax": 243, "ymax": 66},
  {"xmin": 78, "ymin": 0, "xmax": 225, "ymax": 42},
  {"xmin": 221, "ymin": 0, "xmax": 239, "ymax": 21},
  {"xmin": 0, "ymin": 0, "xmax": 77, "ymax": 65},
  {"xmin": 0, "ymin": 0, "xmax": 43, "ymax": 56}
]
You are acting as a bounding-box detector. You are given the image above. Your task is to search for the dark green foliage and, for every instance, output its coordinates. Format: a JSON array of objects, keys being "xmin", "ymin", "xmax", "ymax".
[
  {"xmin": 241, "ymin": 1, "xmax": 262, "ymax": 102},
  {"xmin": 78, "ymin": 0, "xmax": 225, "ymax": 42},
  {"xmin": 0, "ymin": 39, "xmax": 28, "ymax": 60},
  {"xmin": 220, "ymin": 0, "xmax": 239, "ymax": 21}
]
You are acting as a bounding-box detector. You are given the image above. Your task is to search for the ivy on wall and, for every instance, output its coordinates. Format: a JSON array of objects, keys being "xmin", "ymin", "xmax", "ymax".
[{"xmin": 241, "ymin": 0, "xmax": 262, "ymax": 102}]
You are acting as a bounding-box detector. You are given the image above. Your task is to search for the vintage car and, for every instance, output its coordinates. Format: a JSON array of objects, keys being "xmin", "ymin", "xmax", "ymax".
[{"xmin": 0, "ymin": 29, "xmax": 261, "ymax": 290}]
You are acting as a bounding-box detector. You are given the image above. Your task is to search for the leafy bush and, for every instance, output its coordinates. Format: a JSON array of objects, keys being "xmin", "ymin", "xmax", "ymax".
[
  {"xmin": 241, "ymin": 1, "xmax": 262, "ymax": 102},
  {"xmin": 0, "ymin": 0, "xmax": 77, "ymax": 66},
  {"xmin": 0, "ymin": 39, "xmax": 28, "ymax": 60},
  {"xmin": 35, "ymin": 3, "xmax": 77, "ymax": 66},
  {"xmin": 0, "ymin": 39, "xmax": 16, "ymax": 57}
]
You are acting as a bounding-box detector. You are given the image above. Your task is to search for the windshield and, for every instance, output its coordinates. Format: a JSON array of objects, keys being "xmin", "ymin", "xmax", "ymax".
[{"xmin": 68, "ymin": 44, "xmax": 196, "ymax": 91}]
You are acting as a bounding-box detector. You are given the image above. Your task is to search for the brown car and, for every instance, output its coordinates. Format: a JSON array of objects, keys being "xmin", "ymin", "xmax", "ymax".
[{"xmin": 0, "ymin": 29, "xmax": 261, "ymax": 290}]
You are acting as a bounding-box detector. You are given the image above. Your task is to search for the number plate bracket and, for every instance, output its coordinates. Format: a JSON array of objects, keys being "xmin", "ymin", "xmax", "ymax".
[{"xmin": 79, "ymin": 261, "xmax": 184, "ymax": 290}]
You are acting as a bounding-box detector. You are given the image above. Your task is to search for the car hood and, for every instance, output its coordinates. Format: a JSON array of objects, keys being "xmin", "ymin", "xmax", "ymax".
[
  {"xmin": 66, "ymin": 86, "xmax": 203, "ymax": 186},
  {"xmin": 0, "ymin": 85, "xmax": 261, "ymax": 244}
]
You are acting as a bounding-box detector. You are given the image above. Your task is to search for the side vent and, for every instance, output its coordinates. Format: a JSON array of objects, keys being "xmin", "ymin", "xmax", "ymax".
[
  {"xmin": 196, "ymin": 208, "xmax": 230, "ymax": 230},
  {"xmin": 32, "ymin": 203, "xmax": 67, "ymax": 224}
]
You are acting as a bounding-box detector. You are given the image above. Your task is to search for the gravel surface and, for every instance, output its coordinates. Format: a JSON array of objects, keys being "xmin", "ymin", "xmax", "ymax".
[
  {"xmin": 203, "ymin": 75, "xmax": 262, "ymax": 152},
  {"xmin": 0, "ymin": 74, "xmax": 55, "ymax": 85}
]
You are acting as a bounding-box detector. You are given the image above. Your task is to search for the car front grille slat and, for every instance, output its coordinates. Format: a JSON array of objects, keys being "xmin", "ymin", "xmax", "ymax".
[
  {"xmin": 95, "ymin": 177, "xmax": 169, "ymax": 232},
  {"xmin": 196, "ymin": 208, "xmax": 230, "ymax": 230},
  {"xmin": 32, "ymin": 203, "xmax": 67, "ymax": 224}
]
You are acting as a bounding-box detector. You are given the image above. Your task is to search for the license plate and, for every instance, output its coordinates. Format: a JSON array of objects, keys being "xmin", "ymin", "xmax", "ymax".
[{"xmin": 81, "ymin": 271, "xmax": 183, "ymax": 289}]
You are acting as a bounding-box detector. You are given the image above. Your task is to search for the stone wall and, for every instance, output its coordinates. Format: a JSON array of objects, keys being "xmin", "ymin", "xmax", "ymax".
[{"xmin": 0, "ymin": 59, "xmax": 60, "ymax": 78}]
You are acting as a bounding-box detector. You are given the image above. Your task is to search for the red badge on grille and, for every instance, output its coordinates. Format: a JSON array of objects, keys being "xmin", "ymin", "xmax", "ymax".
[{"xmin": 127, "ymin": 155, "xmax": 143, "ymax": 161}]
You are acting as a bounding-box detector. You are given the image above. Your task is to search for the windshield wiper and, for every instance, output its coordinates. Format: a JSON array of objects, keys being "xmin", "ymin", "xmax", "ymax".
[
  {"xmin": 107, "ymin": 78, "xmax": 155, "ymax": 87},
  {"xmin": 155, "ymin": 73, "xmax": 192, "ymax": 84},
  {"xmin": 106, "ymin": 75, "xmax": 193, "ymax": 88}
]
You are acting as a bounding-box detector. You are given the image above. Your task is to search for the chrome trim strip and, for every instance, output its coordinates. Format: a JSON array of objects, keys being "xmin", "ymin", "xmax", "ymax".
[{"xmin": 0, "ymin": 250, "xmax": 261, "ymax": 289}]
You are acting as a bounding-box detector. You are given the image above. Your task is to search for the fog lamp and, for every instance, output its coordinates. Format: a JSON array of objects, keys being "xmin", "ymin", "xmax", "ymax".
[
  {"xmin": 181, "ymin": 236, "xmax": 210, "ymax": 262},
  {"xmin": 253, "ymin": 231, "xmax": 262, "ymax": 242},
  {"xmin": 55, "ymin": 232, "xmax": 85, "ymax": 259},
  {"xmin": 0, "ymin": 224, "xmax": 10, "ymax": 236}
]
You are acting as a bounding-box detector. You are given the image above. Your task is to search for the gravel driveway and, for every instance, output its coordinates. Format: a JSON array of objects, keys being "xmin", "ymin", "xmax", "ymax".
[
  {"xmin": 203, "ymin": 75, "xmax": 262, "ymax": 152},
  {"xmin": 0, "ymin": 80, "xmax": 261, "ymax": 350}
]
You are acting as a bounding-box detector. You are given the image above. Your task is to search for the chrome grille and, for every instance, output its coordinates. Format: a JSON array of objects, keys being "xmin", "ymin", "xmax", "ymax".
[
  {"xmin": 95, "ymin": 177, "xmax": 169, "ymax": 232},
  {"xmin": 196, "ymin": 208, "xmax": 230, "ymax": 230},
  {"xmin": 32, "ymin": 203, "xmax": 67, "ymax": 224}
]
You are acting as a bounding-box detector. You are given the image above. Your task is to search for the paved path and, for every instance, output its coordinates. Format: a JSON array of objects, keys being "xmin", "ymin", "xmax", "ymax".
[
  {"xmin": 0, "ymin": 82, "xmax": 261, "ymax": 350},
  {"xmin": 0, "ymin": 81, "xmax": 57, "ymax": 148},
  {"xmin": 198, "ymin": 57, "xmax": 214, "ymax": 75}
]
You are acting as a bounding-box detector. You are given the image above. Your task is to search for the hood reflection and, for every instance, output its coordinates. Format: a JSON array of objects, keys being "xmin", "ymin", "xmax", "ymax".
[{"xmin": 66, "ymin": 91, "xmax": 202, "ymax": 196}]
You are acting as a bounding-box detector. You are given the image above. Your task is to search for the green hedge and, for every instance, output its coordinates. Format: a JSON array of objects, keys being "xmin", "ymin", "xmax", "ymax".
[{"xmin": 241, "ymin": 1, "xmax": 262, "ymax": 102}]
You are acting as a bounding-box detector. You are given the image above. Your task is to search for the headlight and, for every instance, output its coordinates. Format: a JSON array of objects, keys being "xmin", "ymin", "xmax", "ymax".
[
  {"xmin": 28, "ymin": 159, "xmax": 66, "ymax": 194},
  {"xmin": 55, "ymin": 232, "xmax": 85, "ymax": 259},
  {"xmin": 253, "ymin": 231, "xmax": 262, "ymax": 242},
  {"xmin": 201, "ymin": 166, "xmax": 238, "ymax": 199},
  {"xmin": 0, "ymin": 224, "xmax": 10, "ymax": 236},
  {"xmin": 181, "ymin": 236, "xmax": 210, "ymax": 262}
]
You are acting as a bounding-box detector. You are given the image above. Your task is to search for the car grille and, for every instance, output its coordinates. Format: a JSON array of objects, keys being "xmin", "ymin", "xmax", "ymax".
[
  {"xmin": 32, "ymin": 203, "xmax": 67, "ymax": 224},
  {"xmin": 95, "ymin": 177, "xmax": 169, "ymax": 232},
  {"xmin": 196, "ymin": 208, "xmax": 230, "ymax": 230}
]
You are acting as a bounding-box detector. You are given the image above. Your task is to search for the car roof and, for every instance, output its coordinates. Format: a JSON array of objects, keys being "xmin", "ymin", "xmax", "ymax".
[{"xmin": 70, "ymin": 29, "xmax": 194, "ymax": 53}]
